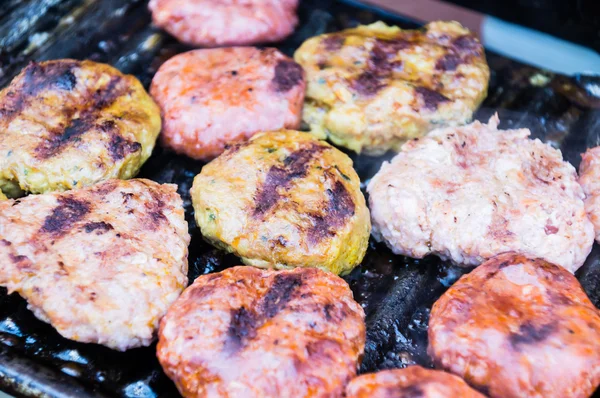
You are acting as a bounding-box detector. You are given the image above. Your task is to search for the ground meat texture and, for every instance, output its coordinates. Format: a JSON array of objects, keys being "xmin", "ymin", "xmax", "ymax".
[
  {"xmin": 149, "ymin": 0, "xmax": 298, "ymax": 46},
  {"xmin": 0, "ymin": 179, "xmax": 190, "ymax": 351},
  {"xmin": 345, "ymin": 366, "xmax": 484, "ymax": 398},
  {"xmin": 190, "ymin": 130, "xmax": 371, "ymax": 275},
  {"xmin": 0, "ymin": 60, "xmax": 161, "ymax": 196},
  {"xmin": 367, "ymin": 116, "xmax": 593, "ymax": 272},
  {"xmin": 150, "ymin": 48, "xmax": 305, "ymax": 161},
  {"xmin": 157, "ymin": 266, "xmax": 365, "ymax": 398},
  {"xmin": 428, "ymin": 253, "xmax": 600, "ymax": 398},
  {"xmin": 294, "ymin": 21, "xmax": 489, "ymax": 155},
  {"xmin": 579, "ymin": 146, "xmax": 600, "ymax": 242}
]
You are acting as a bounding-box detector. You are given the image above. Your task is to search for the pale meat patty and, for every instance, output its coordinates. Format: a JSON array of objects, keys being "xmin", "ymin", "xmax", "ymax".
[
  {"xmin": 149, "ymin": 0, "xmax": 298, "ymax": 47},
  {"xmin": 190, "ymin": 130, "xmax": 371, "ymax": 275},
  {"xmin": 0, "ymin": 179, "xmax": 190, "ymax": 351},
  {"xmin": 151, "ymin": 48, "xmax": 305, "ymax": 161},
  {"xmin": 345, "ymin": 366, "xmax": 484, "ymax": 398},
  {"xmin": 294, "ymin": 21, "xmax": 489, "ymax": 154},
  {"xmin": 367, "ymin": 116, "xmax": 594, "ymax": 272},
  {"xmin": 579, "ymin": 146, "xmax": 600, "ymax": 242},
  {"xmin": 428, "ymin": 253, "xmax": 600, "ymax": 398},
  {"xmin": 157, "ymin": 266, "xmax": 366, "ymax": 398},
  {"xmin": 0, "ymin": 60, "xmax": 161, "ymax": 197}
]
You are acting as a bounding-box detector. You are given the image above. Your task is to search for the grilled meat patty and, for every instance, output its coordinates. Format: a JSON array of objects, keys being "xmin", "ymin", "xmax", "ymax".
[
  {"xmin": 149, "ymin": 0, "xmax": 299, "ymax": 47},
  {"xmin": 367, "ymin": 116, "xmax": 593, "ymax": 272},
  {"xmin": 294, "ymin": 21, "xmax": 489, "ymax": 154},
  {"xmin": 345, "ymin": 366, "xmax": 484, "ymax": 398},
  {"xmin": 190, "ymin": 130, "xmax": 370, "ymax": 275},
  {"xmin": 0, "ymin": 60, "xmax": 161, "ymax": 197},
  {"xmin": 157, "ymin": 266, "xmax": 366, "ymax": 398},
  {"xmin": 428, "ymin": 253, "xmax": 600, "ymax": 398},
  {"xmin": 0, "ymin": 179, "xmax": 190, "ymax": 351},
  {"xmin": 0, "ymin": 191, "xmax": 6, "ymax": 201},
  {"xmin": 579, "ymin": 146, "xmax": 600, "ymax": 242},
  {"xmin": 151, "ymin": 48, "xmax": 305, "ymax": 161}
]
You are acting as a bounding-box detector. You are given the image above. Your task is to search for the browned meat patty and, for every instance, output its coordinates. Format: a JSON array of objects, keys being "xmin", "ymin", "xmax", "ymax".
[
  {"xmin": 345, "ymin": 366, "xmax": 484, "ymax": 398},
  {"xmin": 579, "ymin": 146, "xmax": 600, "ymax": 242},
  {"xmin": 0, "ymin": 59, "xmax": 160, "ymax": 196},
  {"xmin": 149, "ymin": 0, "xmax": 299, "ymax": 47},
  {"xmin": 157, "ymin": 266, "xmax": 366, "ymax": 397},
  {"xmin": 428, "ymin": 253, "xmax": 600, "ymax": 398},
  {"xmin": 0, "ymin": 179, "xmax": 190, "ymax": 350}
]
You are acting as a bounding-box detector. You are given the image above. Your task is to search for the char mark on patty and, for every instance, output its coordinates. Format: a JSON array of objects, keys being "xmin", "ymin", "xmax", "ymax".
[
  {"xmin": 272, "ymin": 60, "xmax": 304, "ymax": 93},
  {"xmin": 35, "ymin": 76, "xmax": 127, "ymax": 159},
  {"xmin": 40, "ymin": 196, "xmax": 91, "ymax": 237},
  {"xmin": 509, "ymin": 322, "xmax": 556, "ymax": 349},
  {"xmin": 322, "ymin": 35, "xmax": 346, "ymax": 51},
  {"xmin": 308, "ymin": 177, "xmax": 355, "ymax": 244},
  {"xmin": 0, "ymin": 61, "xmax": 79, "ymax": 124},
  {"xmin": 253, "ymin": 143, "xmax": 325, "ymax": 217},
  {"xmin": 415, "ymin": 86, "xmax": 449, "ymax": 110},
  {"xmin": 436, "ymin": 52, "xmax": 462, "ymax": 71},
  {"xmin": 227, "ymin": 273, "xmax": 303, "ymax": 352},
  {"xmin": 352, "ymin": 71, "xmax": 386, "ymax": 96},
  {"xmin": 84, "ymin": 221, "xmax": 114, "ymax": 234},
  {"xmin": 101, "ymin": 120, "xmax": 142, "ymax": 160}
]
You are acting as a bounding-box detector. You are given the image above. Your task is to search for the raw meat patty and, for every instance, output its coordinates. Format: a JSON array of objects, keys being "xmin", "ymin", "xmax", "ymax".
[
  {"xmin": 428, "ymin": 253, "xmax": 600, "ymax": 398},
  {"xmin": 579, "ymin": 146, "xmax": 600, "ymax": 242},
  {"xmin": 294, "ymin": 21, "xmax": 489, "ymax": 154},
  {"xmin": 190, "ymin": 130, "xmax": 370, "ymax": 275},
  {"xmin": 0, "ymin": 179, "xmax": 190, "ymax": 350},
  {"xmin": 367, "ymin": 116, "xmax": 594, "ymax": 272},
  {"xmin": 345, "ymin": 366, "xmax": 484, "ymax": 398},
  {"xmin": 150, "ymin": 47, "xmax": 305, "ymax": 160},
  {"xmin": 157, "ymin": 266, "xmax": 366, "ymax": 397},
  {"xmin": 149, "ymin": 0, "xmax": 299, "ymax": 47},
  {"xmin": 0, "ymin": 59, "xmax": 161, "ymax": 196}
]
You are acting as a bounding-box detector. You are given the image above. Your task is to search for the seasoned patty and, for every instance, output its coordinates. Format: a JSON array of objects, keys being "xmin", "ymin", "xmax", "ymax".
[
  {"xmin": 151, "ymin": 48, "xmax": 305, "ymax": 161},
  {"xmin": 0, "ymin": 179, "xmax": 190, "ymax": 351},
  {"xmin": 157, "ymin": 266, "xmax": 366, "ymax": 398},
  {"xmin": 367, "ymin": 116, "xmax": 593, "ymax": 272},
  {"xmin": 428, "ymin": 253, "xmax": 600, "ymax": 398},
  {"xmin": 190, "ymin": 130, "xmax": 370, "ymax": 275},
  {"xmin": 0, "ymin": 60, "xmax": 161, "ymax": 196},
  {"xmin": 0, "ymin": 191, "xmax": 6, "ymax": 201},
  {"xmin": 149, "ymin": 0, "xmax": 298, "ymax": 47},
  {"xmin": 346, "ymin": 366, "xmax": 484, "ymax": 398},
  {"xmin": 294, "ymin": 21, "xmax": 489, "ymax": 154},
  {"xmin": 579, "ymin": 146, "xmax": 600, "ymax": 242}
]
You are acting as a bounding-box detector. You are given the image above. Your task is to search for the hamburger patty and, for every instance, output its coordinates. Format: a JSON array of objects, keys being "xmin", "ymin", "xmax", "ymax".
[
  {"xmin": 149, "ymin": 0, "xmax": 299, "ymax": 47},
  {"xmin": 157, "ymin": 266, "xmax": 366, "ymax": 398},
  {"xmin": 190, "ymin": 130, "xmax": 371, "ymax": 275},
  {"xmin": 294, "ymin": 21, "xmax": 489, "ymax": 154},
  {"xmin": 345, "ymin": 366, "xmax": 484, "ymax": 398},
  {"xmin": 0, "ymin": 60, "xmax": 161, "ymax": 196},
  {"xmin": 579, "ymin": 146, "xmax": 600, "ymax": 242},
  {"xmin": 367, "ymin": 116, "xmax": 593, "ymax": 272},
  {"xmin": 428, "ymin": 253, "xmax": 600, "ymax": 398},
  {"xmin": 150, "ymin": 48, "xmax": 305, "ymax": 161},
  {"xmin": 0, "ymin": 179, "xmax": 190, "ymax": 351}
]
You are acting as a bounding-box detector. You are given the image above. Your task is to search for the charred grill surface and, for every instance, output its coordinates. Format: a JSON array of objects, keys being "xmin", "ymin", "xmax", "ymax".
[{"xmin": 0, "ymin": 0, "xmax": 599, "ymax": 397}]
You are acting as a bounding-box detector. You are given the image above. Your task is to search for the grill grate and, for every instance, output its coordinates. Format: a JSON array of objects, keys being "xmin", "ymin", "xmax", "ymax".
[{"xmin": 0, "ymin": 0, "xmax": 599, "ymax": 397}]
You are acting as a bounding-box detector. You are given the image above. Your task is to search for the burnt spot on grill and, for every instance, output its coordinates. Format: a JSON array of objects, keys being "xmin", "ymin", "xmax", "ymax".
[
  {"xmin": 253, "ymin": 143, "xmax": 325, "ymax": 216},
  {"xmin": 415, "ymin": 86, "xmax": 449, "ymax": 110},
  {"xmin": 352, "ymin": 71, "xmax": 386, "ymax": 96},
  {"xmin": 259, "ymin": 273, "xmax": 303, "ymax": 318},
  {"xmin": 322, "ymin": 35, "xmax": 345, "ymax": 51},
  {"xmin": 272, "ymin": 60, "xmax": 304, "ymax": 92},
  {"xmin": 0, "ymin": 61, "xmax": 79, "ymax": 124},
  {"xmin": 436, "ymin": 52, "xmax": 462, "ymax": 71},
  {"xmin": 35, "ymin": 76, "xmax": 126, "ymax": 159},
  {"xmin": 84, "ymin": 221, "xmax": 114, "ymax": 234},
  {"xmin": 227, "ymin": 307, "xmax": 258, "ymax": 352},
  {"xmin": 308, "ymin": 179, "xmax": 355, "ymax": 244},
  {"xmin": 40, "ymin": 196, "xmax": 91, "ymax": 237},
  {"xmin": 509, "ymin": 322, "xmax": 556, "ymax": 349}
]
